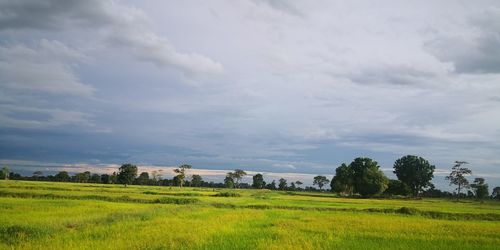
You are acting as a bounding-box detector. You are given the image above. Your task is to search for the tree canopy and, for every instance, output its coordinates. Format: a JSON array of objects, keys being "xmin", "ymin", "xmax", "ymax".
[
  {"xmin": 118, "ymin": 163, "xmax": 138, "ymax": 187},
  {"xmin": 393, "ymin": 155, "xmax": 435, "ymax": 196},
  {"xmin": 313, "ymin": 176, "xmax": 329, "ymax": 191},
  {"xmin": 173, "ymin": 164, "xmax": 192, "ymax": 188},
  {"xmin": 445, "ymin": 161, "xmax": 472, "ymax": 198}
]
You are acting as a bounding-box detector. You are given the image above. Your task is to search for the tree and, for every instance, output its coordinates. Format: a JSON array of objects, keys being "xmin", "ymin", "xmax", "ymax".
[
  {"xmin": 393, "ymin": 155, "xmax": 435, "ymax": 196},
  {"xmin": 278, "ymin": 178, "xmax": 287, "ymax": 190},
  {"xmin": 191, "ymin": 175, "xmax": 203, "ymax": 187},
  {"xmin": 1, "ymin": 166, "xmax": 10, "ymax": 180},
  {"xmin": 33, "ymin": 171, "xmax": 43, "ymax": 180},
  {"xmin": 330, "ymin": 163, "xmax": 354, "ymax": 195},
  {"xmin": 290, "ymin": 182, "xmax": 296, "ymax": 190},
  {"xmin": 313, "ymin": 176, "xmax": 330, "ymax": 191},
  {"xmin": 173, "ymin": 164, "xmax": 192, "ymax": 188},
  {"xmin": 100, "ymin": 174, "xmax": 110, "ymax": 184},
  {"xmin": 90, "ymin": 174, "xmax": 101, "ymax": 183},
  {"xmin": 151, "ymin": 170, "xmax": 163, "ymax": 185},
  {"xmin": 295, "ymin": 181, "xmax": 303, "ymax": 190},
  {"xmin": 137, "ymin": 172, "xmax": 150, "ymax": 185},
  {"xmin": 492, "ymin": 187, "xmax": 500, "ymax": 200},
  {"xmin": 384, "ymin": 179, "xmax": 411, "ymax": 196},
  {"xmin": 265, "ymin": 180, "xmax": 277, "ymax": 190},
  {"xmin": 252, "ymin": 174, "xmax": 265, "ymax": 189},
  {"xmin": 118, "ymin": 163, "xmax": 138, "ymax": 187},
  {"xmin": 54, "ymin": 171, "xmax": 70, "ymax": 182},
  {"xmin": 109, "ymin": 172, "xmax": 118, "ymax": 184},
  {"xmin": 75, "ymin": 171, "xmax": 91, "ymax": 183},
  {"xmin": 445, "ymin": 161, "xmax": 472, "ymax": 199},
  {"xmin": 471, "ymin": 178, "xmax": 489, "ymax": 200},
  {"xmin": 227, "ymin": 169, "xmax": 247, "ymax": 188},
  {"xmin": 350, "ymin": 157, "xmax": 388, "ymax": 197},
  {"xmin": 224, "ymin": 175, "xmax": 234, "ymax": 188}
]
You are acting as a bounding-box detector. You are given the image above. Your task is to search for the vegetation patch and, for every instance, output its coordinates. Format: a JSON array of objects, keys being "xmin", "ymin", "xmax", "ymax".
[
  {"xmin": 212, "ymin": 192, "xmax": 241, "ymax": 197},
  {"xmin": 0, "ymin": 225, "xmax": 51, "ymax": 245},
  {"xmin": 154, "ymin": 197, "xmax": 199, "ymax": 204}
]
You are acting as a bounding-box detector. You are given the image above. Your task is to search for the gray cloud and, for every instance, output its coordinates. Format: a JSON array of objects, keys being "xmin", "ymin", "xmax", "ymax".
[
  {"xmin": 425, "ymin": 7, "xmax": 500, "ymax": 74},
  {"xmin": 0, "ymin": 1, "xmax": 500, "ymax": 189},
  {"xmin": 0, "ymin": 40, "xmax": 94, "ymax": 96},
  {"xmin": 0, "ymin": 0, "xmax": 223, "ymax": 76}
]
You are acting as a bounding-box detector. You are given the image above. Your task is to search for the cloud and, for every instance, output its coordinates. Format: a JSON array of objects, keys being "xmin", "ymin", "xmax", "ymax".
[
  {"xmin": 425, "ymin": 7, "xmax": 500, "ymax": 74},
  {"xmin": 0, "ymin": 0, "xmax": 224, "ymax": 76},
  {"xmin": 0, "ymin": 40, "xmax": 94, "ymax": 96}
]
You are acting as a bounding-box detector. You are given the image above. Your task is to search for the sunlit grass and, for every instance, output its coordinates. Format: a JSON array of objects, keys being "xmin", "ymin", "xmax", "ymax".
[{"xmin": 1, "ymin": 180, "xmax": 499, "ymax": 249}]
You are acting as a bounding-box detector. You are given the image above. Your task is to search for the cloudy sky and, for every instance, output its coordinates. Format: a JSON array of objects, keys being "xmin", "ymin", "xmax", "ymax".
[{"xmin": 1, "ymin": 0, "xmax": 500, "ymax": 188}]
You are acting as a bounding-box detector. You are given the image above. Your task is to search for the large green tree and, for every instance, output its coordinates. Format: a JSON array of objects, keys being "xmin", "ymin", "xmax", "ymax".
[
  {"xmin": 313, "ymin": 176, "xmax": 330, "ymax": 191},
  {"xmin": 471, "ymin": 178, "xmax": 489, "ymax": 200},
  {"xmin": 350, "ymin": 157, "xmax": 388, "ymax": 197},
  {"xmin": 445, "ymin": 161, "xmax": 472, "ymax": 199},
  {"xmin": 173, "ymin": 164, "xmax": 192, "ymax": 188},
  {"xmin": 252, "ymin": 174, "xmax": 265, "ymax": 189},
  {"xmin": 330, "ymin": 163, "xmax": 354, "ymax": 195},
  {"xmin": 393, "ymin": 155, "xmax": 435, "ymax": 196},
  {"xmin": 118, "ymin": 164, "xmax": 138, "ymax": 187}
]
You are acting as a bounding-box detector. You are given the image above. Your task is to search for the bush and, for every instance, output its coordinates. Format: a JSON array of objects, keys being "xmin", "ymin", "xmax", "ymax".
[{"xmin": 212, "ymin": 192, "xmax": 241, "ymax": 197}]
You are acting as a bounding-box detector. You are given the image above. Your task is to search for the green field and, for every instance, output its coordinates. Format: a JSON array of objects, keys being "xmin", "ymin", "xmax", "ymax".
[{"xmin": 1, "ymin": 180, "xmax": 499, "ymax": 249}]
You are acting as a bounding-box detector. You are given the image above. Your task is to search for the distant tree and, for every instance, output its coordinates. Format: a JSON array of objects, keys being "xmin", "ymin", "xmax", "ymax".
[
  {"xmin": 90, "ymin": 173, "xmax": 101, "ymax": 183},
  {"xmin": 100, "ymin": 174, "xmax": 110, "ymax": 184},
  {"xmin": 191, "ymin": 175, "xmax": 203, "ymax": 187},
  {"xmin": 278, "ymin": 178, "xmax": 288, "ymax": 190},
  {"xmin": 350, "ymin": 157, "xmax": 388, "ymax": 197},
  {"xmin": 109, "ymin": 172, "xmax": 118, "ymax": 184},
  {"xmin": 227, "ymin": 169, "xmax": 247, "ymax": 188},
  {"xmin": 173, "ymin": 164, "xmax": 192, "ymax": 188},
  {"xmin": 266, "ymin": 180, "xmax": 277, "ymax": 190},
  {"xmin": 151, "ymin": 170, "xmax": 163, "ymax": 185},
  {"xmin": 118, "ymin": 163, "xmax": 138, "ymax": 187},
  {"xmin": 224, "ymin": 175, "xmax": 234, "ymax": 188},
  {"xmin": 33, "ymin": 171, "xmax": 43, "ymax": 180},
  {"xmin": 252, "ymin": 174, "xmax": 265, "ymax": 189},
  {"xmin": 290, "ymin": 182, "xmax": 296, "ymax": 190},
  {"xmin": 1, "ymin": 166, "xmax": 10, "ymax": 180},
  {"xmin": 75, "ymin": 171, "xmax": 91, "ymax": 183},
  {"xmin": 492, "ymin": 187, "xmax": 500, "ymax": 200},
  {"xmin": 331, "ymin": 163, "xmax": 354, "ymax": 195},
  {"xmin": 172, "ymin": 175, "xmax": 181, "ymax": 187},
  {"xmin": 313, "ymin": 176, "xmax": 330, "ymax": 191},
  {"xmin": 384, "ymin": 179, "xmax": 411, "ymax": 196},
  {"xmin": 471, "ymin": 178, "xmax": 489, "ymax": 200},
  {"xmin": 54, "ymin": 171, "xmax": 70, "ymax": 182},
  {"xmin": 136, "ymin": 172, "xmax": 150, "ymax": 185},
  {"xmin": 295, "ymin": 181, "xmax": 303, "ymax": 190},
  {"xmin": 393, "ymin": 155, "xmax": 435, "ymax": 196},
  {"xmin": 445, "ymin": 161, "xmax": 472, "ymax": 199}
]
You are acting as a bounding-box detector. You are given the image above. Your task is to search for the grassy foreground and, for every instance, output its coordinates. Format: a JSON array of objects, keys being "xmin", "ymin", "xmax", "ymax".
[{"xmin": 1, "ymin": 180, "xmax": 499, "ymax": 249}]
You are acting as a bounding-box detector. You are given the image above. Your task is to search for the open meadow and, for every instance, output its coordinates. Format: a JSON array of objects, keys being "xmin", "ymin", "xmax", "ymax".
[{"xmin": 1, "ymin": 180, "xmax": 499, "ymax": 249}]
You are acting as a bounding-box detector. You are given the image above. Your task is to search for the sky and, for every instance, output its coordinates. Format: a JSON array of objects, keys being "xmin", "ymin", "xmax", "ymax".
[{"xmin": 1, "ymin": 0, "xmax": 500, "ymax": 189}]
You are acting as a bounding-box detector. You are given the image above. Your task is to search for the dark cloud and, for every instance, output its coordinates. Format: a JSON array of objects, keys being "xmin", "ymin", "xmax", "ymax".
[{"xmin": 425, "ymin": 7, "xmax": 500, "ymax": 74}]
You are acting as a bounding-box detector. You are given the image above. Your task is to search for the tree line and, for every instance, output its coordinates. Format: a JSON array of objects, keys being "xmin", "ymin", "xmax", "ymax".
[{"xmin": 1, "ymin": 155, "xmax": 499, "ymax": 200}]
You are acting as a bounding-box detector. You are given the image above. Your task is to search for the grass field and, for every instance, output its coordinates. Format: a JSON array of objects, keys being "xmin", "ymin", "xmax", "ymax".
[{"xmin": 1, "ymin": 180, "xmax": 499, "ymax": 249}]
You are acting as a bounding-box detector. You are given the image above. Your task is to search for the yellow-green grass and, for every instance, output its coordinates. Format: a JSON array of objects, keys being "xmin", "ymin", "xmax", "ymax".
[{"xmin": 1, "ymin": 180, "xmax": 499, "ymax": 249}]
